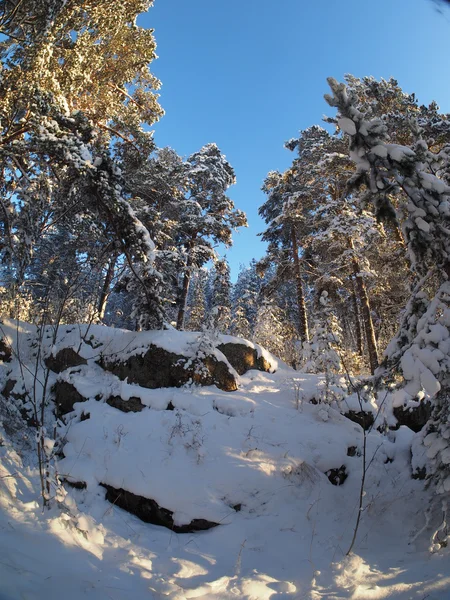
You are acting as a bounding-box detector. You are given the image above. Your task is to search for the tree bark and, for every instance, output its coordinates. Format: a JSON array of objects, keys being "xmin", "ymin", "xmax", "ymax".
[
  {"xmin": 351, "ymin": 278, "xmax": 364, "ymax": 357},
  {"xmin": 291, "ymin": 224, "xmax": 309, "ymax": 343},
  {"xmin": 349, "ymin": 239, "xmax": 378, "ymax": 374},
  {"xmin": 176, "ymin": 247, "xmax": 194, "ymax": 331},
  {"xmin": 98, "ymin": 255, "xmax": 117, "ymax": 320}
]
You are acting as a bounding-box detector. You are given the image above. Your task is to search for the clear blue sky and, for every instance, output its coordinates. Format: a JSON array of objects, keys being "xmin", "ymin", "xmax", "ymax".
[{"xmin": 140, "ymin": 0, "xmax": 450, "ymax": 280}]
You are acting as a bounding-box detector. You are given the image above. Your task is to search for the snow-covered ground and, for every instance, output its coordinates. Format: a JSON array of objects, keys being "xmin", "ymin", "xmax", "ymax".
[{"xmin": 0, "ymin": 321, "xmax": 449, "ymax": 599}]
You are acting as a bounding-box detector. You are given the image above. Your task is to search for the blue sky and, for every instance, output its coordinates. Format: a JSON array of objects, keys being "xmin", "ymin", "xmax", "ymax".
[{"xmin": 140, "ymin": 0, "xmax": 450, "ymax": 280}]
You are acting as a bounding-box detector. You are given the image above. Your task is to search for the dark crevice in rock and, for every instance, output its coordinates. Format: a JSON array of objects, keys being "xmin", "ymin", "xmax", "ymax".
[
  {"xmin": 393, "ymin": 401, "xmax": 432, "ymax": 433},
  {"xmin": 326, "ymin": 465, "xmax": 347, "ymax": 486},
  {"xmin": 100, "ymin": 483, "xmax": 219, "ymax": 533},
  {"xmin": 52, "ymin": 381, "xmax": 86, "ymax": 418},
  {"xmin": 412, "ymin": 466, "xmax": 427, "ymax": 480},
  {"xmin": 343, "ymin": 410, "xmax": 374, "ymax": 431},
  {"xmin": 2, "ymin": 379, "xmax": 17, "ymax": 399}
]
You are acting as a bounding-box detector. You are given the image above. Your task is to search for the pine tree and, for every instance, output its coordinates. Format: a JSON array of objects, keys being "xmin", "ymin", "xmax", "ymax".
[
  {"xmin": 230, "ymin": 301, "xmax": 252, "ymax": 340},
  {"xmin": 211, "ymin": 258, "xmax": 232, "ymax": 334},
  {"xmin": 301, "ymin": 290, "xmax": 344, "ymax": 403},
  {"xmin": 187, "ymin": 269, "xmax": 208, "ymax": 332},
  {"xmin": 0, "ymin": 0, "xmax": 165, "ymax": 327},
  {"xmin": 175, "ymin": 144, "xmax": 247, "ymax": 330},
  {"xmin": 325, "ymin": 76, "xmax": 450, "ymax": 496},
  {"xmin": 231, "ymin": 260, "xmax": 262, "ymax": 337},
  {"xmin": 253, "ymin": 299, "xmax": 297, "ymax": 364},
  {"xmin": 259, "ymin": 166, "xmax": 312, "ymax": 343}
]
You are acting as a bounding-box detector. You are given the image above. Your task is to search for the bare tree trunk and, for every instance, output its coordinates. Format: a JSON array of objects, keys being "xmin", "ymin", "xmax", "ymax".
[
  {"xmin": 98, "ymin": 255, "xmax": 117, "ymax": 321},
  {"xmin": 351, "ymin": 278, "xmax": 364, "ymax": 357},
  {"xmin": 291, "ymin": 225, "xmax": 309, "ymax": 343},
  {"xmin": 349, "ymin": 239, "xmax": 378, "ymax": 374},
  {"xmin": 176, "ymin": 249, "xmax": 194, "ymax": 331}
]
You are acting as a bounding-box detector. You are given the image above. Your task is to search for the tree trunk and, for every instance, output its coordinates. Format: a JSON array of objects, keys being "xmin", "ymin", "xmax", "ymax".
[
  {"xmin": 349, "ymin": 239, "xmax": 378, "ymax": 374},
  {"xmin": 98, "ymin": 255, "xmax": 117, "ymax": 321},
  {"xmin": 291, "ymin": 225, "xmax": 309, "ymax": 343},
  {"xmin": 176, "ymin": 250, "xmax": 194, "ymax": 331},
  {"xmin": 351, "ymin": 278, "xmax": 364, "ymax": 357}
]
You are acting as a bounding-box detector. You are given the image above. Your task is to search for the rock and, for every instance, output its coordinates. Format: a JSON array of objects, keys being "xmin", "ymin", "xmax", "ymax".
[
  {"xmin": 347, "ymin": 446, "xmax": 358, "ymax": 457},
  {"xmin": 1, "ymin": 379, "xmax": 38, "ymax": 426},
  {"xmin": 106, "ymin": 395, "xmax": 144, "ymax": 413},
  {"xmin": 101, "ymin": 345, "xmax": 238, "ymax": 392},
  {"xmin": 393, "ymin": 401, "xmax": 432, "ymax": 433},
  {"xmin": 0, "ymin": 338, "xmax": 12, "ymax": 362},
  {"xmin": 326, "ymin": 465, "xmax": 347, "ymax": 486},
  {"xmin": 217, "ymin": 343, "xmax": 272, "ymax": 375},
  {"xmin": 100, "ymin": 483, "xmax": 219, "ymax": 533},
  {"xmin": 343, "ymin": 410, "xmax": 374, "ymax": 430},
  {"xmin": 52, "ymin": 381, "xmax": 86, "ymax": 418},
  {"xmin": 0, "ymin": 379, "xmax": 33, "ymax": 431},
  {"xmin": 412, "ymin": 466, "xmax": 427, "ymax": 480},
  {"xmin": 45, "ymin": 348, "xmax": 87, "ymax": 373},
  {"xmin": 1, "ymin": 379, "xmax": 17, "ymax": 399},
  {"xmin": 62, "ymin": 478, "xmax": 87, "ymax": 490}
]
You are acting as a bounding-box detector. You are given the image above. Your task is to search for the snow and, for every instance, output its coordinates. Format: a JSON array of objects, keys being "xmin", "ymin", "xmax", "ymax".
[
  {"xmin": 337, "ymin": 117, "xmax": 357, "ymax": 135},
  {"xmin": 0, "ymin": 322, "xmax": 449, "ymax": 599},
  {"xmin": 386, "ymin": 144, "xmax": 416, "ymax": 162},
  {"xmin": 415, "ymin": 216, "xmax": 431, "ymax": 233},
  {"xmin": 419, "ymin": 171, "xmax": 450, "ymax": 195},
  {"xmin": 371, "ymin": 144, "xmax": 388, "ymax": 159},
  {"xmin": 420, "ymin": 367, "xmax": 441, "ymax": 397}
]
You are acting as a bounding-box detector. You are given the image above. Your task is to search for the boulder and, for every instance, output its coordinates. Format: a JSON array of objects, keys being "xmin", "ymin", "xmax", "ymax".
[
  {"xmin": 62, "ymin": 478, "xmax": 87, "ymax": 490},
  {"xmin": 0, "ymin": 338, "xmax": 12, "ymax": 362},
  {"xmin": 45, "ymin": 348, "xmax": 87, "ymax": 374},
  {"xmin": 101, "ymin": 345, "xmax": 238, "ymax": 392},
  {"xmin": 217, "ymin": 343, "xmax": 272, "ymax": 375},
  {"xmin": 52, "ymin": 381, "xmax": 87, "ymax": 418},
  {"xmin": 100, "ymin": 483, "xmax": 219, "ymax": 533},
  {"xmin": 1, "ymin": 379, "xmax": 17, "ymax": 399},
  {"xmin": 106, "ymin": 395, "xmax": 144, "ymax": 413}
]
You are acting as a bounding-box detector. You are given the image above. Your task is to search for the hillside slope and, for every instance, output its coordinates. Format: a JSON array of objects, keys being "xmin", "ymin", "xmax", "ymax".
[{"xmin": 0, "ymin": 320, "xmax": 449, "ymax": 600}]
